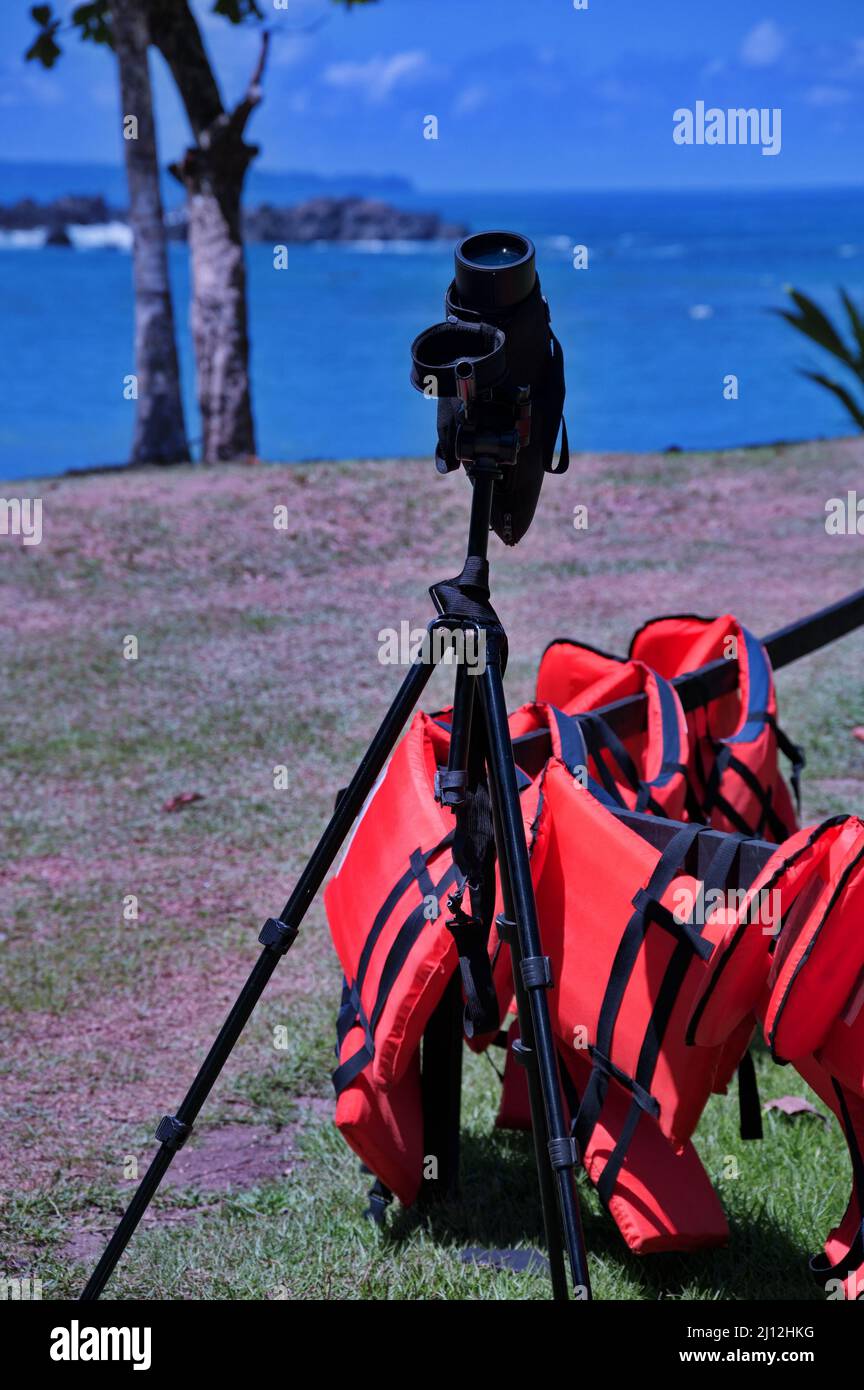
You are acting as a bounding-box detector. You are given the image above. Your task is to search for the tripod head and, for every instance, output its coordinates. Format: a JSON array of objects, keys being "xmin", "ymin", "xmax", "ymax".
[{"xmin": 410, "ymin": 231, "xmax": 569, "ymax": 546}]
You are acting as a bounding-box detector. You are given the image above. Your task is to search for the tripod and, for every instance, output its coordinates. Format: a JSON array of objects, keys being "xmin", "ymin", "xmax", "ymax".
[{"xmin": 80, "ymin": 452, "xmax": 591, "ymax": 1303}]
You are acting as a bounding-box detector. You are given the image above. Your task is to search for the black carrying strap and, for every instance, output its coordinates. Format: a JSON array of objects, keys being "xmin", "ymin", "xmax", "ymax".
[
  {"xmin": 736, "ymin": 1048, "xmax": 764, "ymax": 1142},
  {"xmin": 445, "ymin": 878, "xmax": 501, "ymax": 1037},
  {"xmin": 333, "ymin": 833, "xmax": 458, "ymax": 1094},
  {"xmin": 449, "ymin": 717, "xmax": 501, "ymax": 1036},
  {"xmin": 809, "ymin": 1080, "xmax": 864, "ymax": 1294},
  {"xmin": 544, "ymin": 335, "xmax": 569, "ymax": 475}
]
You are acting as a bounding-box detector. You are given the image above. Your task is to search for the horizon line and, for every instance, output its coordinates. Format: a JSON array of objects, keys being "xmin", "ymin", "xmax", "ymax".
[{"xmin": 3, "ymin": 158, "xmax": 863, "ymax": 199}]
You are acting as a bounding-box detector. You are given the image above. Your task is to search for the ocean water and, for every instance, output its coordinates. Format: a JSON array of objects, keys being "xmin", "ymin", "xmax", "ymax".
[{"xmin": 1, "ymin": 180, "xmax": 863, "ymax": 479}]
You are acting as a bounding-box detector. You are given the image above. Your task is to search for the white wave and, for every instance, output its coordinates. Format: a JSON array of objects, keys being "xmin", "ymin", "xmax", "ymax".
[
  {"xmin": 68, "ymin": 221, "xmax": 132, "ymax": 251},
  {"xmin": 342, "ymin": 238, "xmax": 448, "ymax": 254},
  {"xmin": 0, "ymin": 228, "xmax": 48, "ymax": 249}
]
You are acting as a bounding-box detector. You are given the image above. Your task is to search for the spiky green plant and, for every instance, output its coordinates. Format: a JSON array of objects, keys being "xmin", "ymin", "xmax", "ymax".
[{"xmin": 774, "ymin": 287, "xmax": 864, "ymax": 431}]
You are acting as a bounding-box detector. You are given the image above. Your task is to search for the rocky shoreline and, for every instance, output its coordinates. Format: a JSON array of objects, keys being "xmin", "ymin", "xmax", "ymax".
[{"xmin": 0, "ymin": 193, "xmax": 466, "ymax": 245}]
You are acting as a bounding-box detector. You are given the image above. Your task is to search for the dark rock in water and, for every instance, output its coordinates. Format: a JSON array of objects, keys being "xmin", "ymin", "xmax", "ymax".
[
  {"xmin": 45, "ymin": 225, "xmax": 72, "ymax": 247},
  {"xmin": 0, "ymin": 191, "xmax": 465, "ymax": 245},
  {"xmin": 0, "ymin": 195, "xmax": 116, "ymax": 229},
  {"xmin": 242, "ymin": 196, "xmax": 466, "ymax": 243}
]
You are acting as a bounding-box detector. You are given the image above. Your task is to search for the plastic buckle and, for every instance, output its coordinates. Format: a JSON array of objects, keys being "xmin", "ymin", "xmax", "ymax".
[
  {"xmin": 434, "ymin": 768, "xmax": 468, "ymax": 807},
  {"xmin": 520, "ymin": 955, "xmax": 553, "ymax": 990},
  {"xmin": 155, "ymin": 1114, "xmax": 192, "ymax": 1151},
  {"xmin": 547, "ymin": 1136, "xmax": 579, "ymax": 1170},
  {"xmin": 258, "ymin": 917, "xmax": 299, "ymax": 956}
]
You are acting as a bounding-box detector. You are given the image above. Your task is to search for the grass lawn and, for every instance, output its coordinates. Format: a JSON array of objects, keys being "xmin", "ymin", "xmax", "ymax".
[{"xmin": 1, "ymin": 437, "xmax": 862, "ymax": 1300}]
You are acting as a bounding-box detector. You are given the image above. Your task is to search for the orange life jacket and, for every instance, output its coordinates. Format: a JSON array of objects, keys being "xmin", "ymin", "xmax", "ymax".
[
  {"xmin": 688, "ymin": 813, "xmax": 864, "ymax": 1300},
  {"xmin": 781, "ymin": 1054, "xmax": 864, "ymax": 1302},
  {"xmin": 325, "ymin": 708, "xmax": 744, "ymax": 1251},
  {"xmin": 533, "ymin": 762, "xmax": 751, "ymax": 1159},
  {"xmin": 629, "ymin": 614, "xmax": 802, "ymax": 841},
  {"xmin": 534, "ymin": 642, "xmax": 689, "ymax": 818},
  {"xmin": 497, "ymin": 1018, "xmax": 729, "ymax": 1254}
]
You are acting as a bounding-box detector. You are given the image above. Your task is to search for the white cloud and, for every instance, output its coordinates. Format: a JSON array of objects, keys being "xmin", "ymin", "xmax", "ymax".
[
  {"xmin": 804, "ymin": 84, "xmax": 853, "ymax": 107},
  {"xmin": 453, "ymin": 84, "xmax": 491, "ymax": 116},
  {"xmin": 323, "ymin": 51, "xmax": 428, "ymax": 104},
  {"xmin": 272, "ymin": 35, "xmax": 315, "ymax": 70},
  {"xmin": 739, "ymin": 20, "xmax": 786, "ymax": 67}
]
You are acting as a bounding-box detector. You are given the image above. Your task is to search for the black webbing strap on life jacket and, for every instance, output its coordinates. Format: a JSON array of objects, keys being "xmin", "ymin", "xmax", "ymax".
[
  {"xmin": 547, "ymin": 705, "xmax": 624, "ymax": 810},
  {"xmin": 809, "ymin": 1080, "xmax": 864, "ymax": 1296},
  {"xmin": 572, "ymin": 826, "xmax": 743, "ymax": 1206},
  {"xmin": 735, "ymin": 1047, "xmax": 764, "ymax": 1142},
  {"xmin": 766, "ymin": 712, "xmax": 806, "ymax": 814},
  {"xmin": 550, "ymin": 672, "xmax": 685, "ymax": 818},
  {"xmin": 332, "ymin": 831, "xmax": 459, "ymax": 1095},
  {"xmin": 697, "ymin": 628, "xmax": 804, "ymax": 841},
  {"xmin": 444, "ymin": 878, "xmax": 501, "ymax": 1038}
]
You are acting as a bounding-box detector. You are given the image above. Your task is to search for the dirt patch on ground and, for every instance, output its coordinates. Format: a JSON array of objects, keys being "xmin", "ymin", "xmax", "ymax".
[{"xmin": 62, "ymin": 1110, "xmax": 327, "ymax": 1268}]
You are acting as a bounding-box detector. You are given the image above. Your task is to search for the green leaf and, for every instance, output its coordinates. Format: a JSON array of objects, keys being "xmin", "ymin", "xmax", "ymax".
[
  {"xmin": 31, "ymin": 4, "xmax": 53, "ymax": 24},
  {"xmin": 800, "ymin": 370, "xmax": 864, "ymax": 431},
  {"xmin": 839, "ymin": 288, "xmax": 864, "ymax": 366},
  {"xmin": 780, "ymin": 288, "xmax": 856, "ymax": 368},
  {"xmin": 71, "ymin": 2, "xmax": 112, "ymax": 45},
  {"xmin": 211, "ymin": 0, "xmax": 264, "ymax": 22},
  {"xmin": 25, "ymin": 30, "xmax": 62, "ymax": 68}
]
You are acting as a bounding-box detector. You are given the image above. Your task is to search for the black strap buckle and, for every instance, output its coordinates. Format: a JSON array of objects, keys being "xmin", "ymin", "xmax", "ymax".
[
  {"xmin": 434, "ymin": 768, "xmax": 468, "ymax": 807},
  {"xmin": 258, "ymin": 917, "xmax": 299, "ymax": 956},
  {"xmin": 155, "ymin": 1114, "xmax": 192, "ymax": 1151}
]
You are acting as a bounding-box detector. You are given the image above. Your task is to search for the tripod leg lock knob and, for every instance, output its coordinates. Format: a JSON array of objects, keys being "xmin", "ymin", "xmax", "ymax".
[
  {"xmin": 258, "ymin": 917, "xmax": 299, "ymax": 956},
  {"xmin": 155, "ymin": 1114, "xmax": 192, "ymax": 1151},
  {"xmin": 547, "ymin": 1136, "xmax": 579, "ymax": 1171},
  {"xmin": 520, "ymin": 955, "xmax": 553, "ymax": 990}
]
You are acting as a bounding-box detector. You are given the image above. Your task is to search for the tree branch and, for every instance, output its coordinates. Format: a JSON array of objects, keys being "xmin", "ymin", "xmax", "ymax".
[{"xmin": 227, "ymin": 28, "xmax": 270, "ymax": 139}]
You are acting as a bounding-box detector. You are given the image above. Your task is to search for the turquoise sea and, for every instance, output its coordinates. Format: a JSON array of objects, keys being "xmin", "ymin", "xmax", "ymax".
[{"xmin": 1, "ymin": 169, "xmax": 863, "ymax": 479}]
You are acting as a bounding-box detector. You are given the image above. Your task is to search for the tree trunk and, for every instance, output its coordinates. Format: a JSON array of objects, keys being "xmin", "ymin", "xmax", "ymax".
[
  {"xmin": 110, "ymin": 0, "xmax": 189, "ymax": 464},
  {"xmin": 148, "ymin": 2, "xmax": 262, "ymax": 463},
  {"xmin": 177, "ymin": 152, "xmax": 256, "ymax": 462}
]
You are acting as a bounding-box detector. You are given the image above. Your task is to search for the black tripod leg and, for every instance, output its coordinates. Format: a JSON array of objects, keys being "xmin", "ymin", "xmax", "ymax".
[
  {"xmin": 487, "ymin": 779, "xmax": 569, "ymax": 1302},
  {"xmin": 478, "ymin": 660, "xmax": 592, "ymax": 1300},
  {"xmin": 421, "ymin": 971, "xmax": 463, "ymax": 1200},
  {"xmin": 81, "ymin": 656, "xmax": 436, "ymax": 1301}
]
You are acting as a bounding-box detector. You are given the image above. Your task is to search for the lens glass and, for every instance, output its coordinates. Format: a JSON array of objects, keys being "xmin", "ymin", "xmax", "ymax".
[{"xmin": 465, "ymin": 246, "xmax": 525, "ymax": 268}]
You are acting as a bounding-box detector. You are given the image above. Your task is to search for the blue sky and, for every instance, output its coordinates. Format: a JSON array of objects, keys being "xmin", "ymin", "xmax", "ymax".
[{"xmin": 3, "ymin": 0, "xmax": 864, "ymax": 190}]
